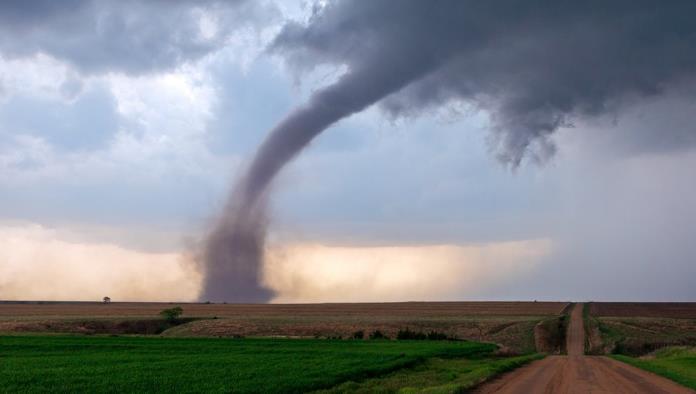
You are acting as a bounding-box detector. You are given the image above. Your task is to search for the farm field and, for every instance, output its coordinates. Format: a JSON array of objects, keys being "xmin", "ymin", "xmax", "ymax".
[
  {"xmin": 0, "ymin": 335, "xmax": 527, "ymax": 393},
  {"xmin": 0, "ymin": 300, "xmax": 568, "ymax": 319},
  {"xmin": 585, "ymin": 302, "xmax": 696, "ymax": 356},
  {"xmin": 0, "ymin": 301, "xmax": 569, "ymax": 354},
  {"xmin": 589, "ymin": 302, "xmax": 696, "ymax": 318}
]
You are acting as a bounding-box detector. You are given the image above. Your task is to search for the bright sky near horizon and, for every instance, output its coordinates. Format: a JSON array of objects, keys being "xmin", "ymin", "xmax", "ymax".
[{"xmin": 1, "ymin": 0, "xmax": 696, "ymax": 302}]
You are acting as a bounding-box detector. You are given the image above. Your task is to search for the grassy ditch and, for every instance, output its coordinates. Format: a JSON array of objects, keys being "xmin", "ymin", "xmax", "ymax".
[
  {"xmin": 0, "ymin": 335, "xmax": 519, "ymax": 393},
  {"xmin": 315, "ymin": 353, "xmax": 543, "ymax": 393},
  {"xmin": 612, "ymin": 346, "xmax": 696, "ymax": 390},
  {"xmin": 583, "ymin": 302, "xmax": 605, "ymax": 355}
]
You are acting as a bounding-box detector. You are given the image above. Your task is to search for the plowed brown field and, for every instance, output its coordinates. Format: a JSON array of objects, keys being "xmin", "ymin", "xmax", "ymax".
[
  {"xmin": 0, "ymin": 301, "xmax": 567, "ymax": 319},
  {"xmin": 590, "ymin": 302, "xmax": 696, "ymax": 318}
]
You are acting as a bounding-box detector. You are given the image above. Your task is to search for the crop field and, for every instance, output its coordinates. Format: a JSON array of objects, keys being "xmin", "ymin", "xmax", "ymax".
[
  {"xmin": 0, "ymin": 301, "xmax": 567, "ymax": 319},
  {"xmin": 586, "ymin": 302, "xmax": 696, "ymax": 356},
  {"xmin": 0, "ymin": 301, "xmax": 568, "ymax": 354},
  {"xmin": 0, "ymin": 335, "xmax": 535, "ymax": 393},
  {"xmin": 589, "ymin": 302, "xmax": 696, "ymax": 318}
]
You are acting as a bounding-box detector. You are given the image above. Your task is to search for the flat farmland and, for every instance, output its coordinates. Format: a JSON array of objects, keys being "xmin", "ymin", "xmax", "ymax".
[
  {"xmin": 0, "ymin": 301, "xmax": 568, "ymax": 354},
  {"xmin": 586, "ymin": 302, "xmax": 696, "ymax": 356},
  {"xmin": 0, "ymin": 301, "xmax": 568, "ymax": 319},
  {"xmin": 2, "ymin": 335, "xmax": 526, "ymax": 393},
  {"xmin": 589, "ymin": 302, "xmax": 696, "ymax": 318}
]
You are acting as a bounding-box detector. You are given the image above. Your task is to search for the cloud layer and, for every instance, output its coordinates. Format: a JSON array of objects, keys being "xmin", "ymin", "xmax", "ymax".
[
  {"xmin": 0, "ymin": 222, "xmax": 549, "ymax": 302},
  {"xmin": 265, "ymin": 240, "xmax": 550, "ymax": 302},
  {"xmin": 0, "ymin": 0, "xmax": 276, "ymax": 75},
  {"xmin": 0, "ymin": 223, "xmax": 200, "ymax": 301}
]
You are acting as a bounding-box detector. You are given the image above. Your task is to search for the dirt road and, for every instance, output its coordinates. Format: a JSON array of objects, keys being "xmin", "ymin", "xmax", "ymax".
[{"xmin": 475, "ymin": 303, "xmax": 694, "ymax": 394}]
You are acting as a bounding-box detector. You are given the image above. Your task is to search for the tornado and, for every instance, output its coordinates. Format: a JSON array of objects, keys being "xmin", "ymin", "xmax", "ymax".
[{"xmin": 199, "ymin": 58, "xmax": 443, "ymax": 302}]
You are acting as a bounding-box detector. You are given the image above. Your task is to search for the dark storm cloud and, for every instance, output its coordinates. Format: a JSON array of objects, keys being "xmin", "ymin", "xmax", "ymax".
[
  {"xmin": 273, "ymin": 0, "xmax": 696, "ymax": 166},
  {"xmin": 0, "ymin": 0, "xmax": 276, "ymax": 75},
  {"xmin": 201, "ymin": 0, "xmax": 696, "ymax": 301}
]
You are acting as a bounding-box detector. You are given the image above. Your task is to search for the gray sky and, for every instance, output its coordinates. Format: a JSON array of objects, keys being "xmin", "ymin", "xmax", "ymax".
[{"xmin": 1, "ymin": 0, "xmax": 695, "ymax": 302}]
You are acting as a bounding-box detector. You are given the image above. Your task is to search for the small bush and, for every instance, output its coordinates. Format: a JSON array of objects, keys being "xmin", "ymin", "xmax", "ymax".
[
  {"xmin": 369, "ymin": 330, "xmax": 389, "ymax": 340},
  {"xmin": 397, "ymin": 328, "xmax": 426, "ymax": 340},
  {"xmin": 159, "ymin": 306, "xmax": 183, "ymax": 322},
  {"xmin": 352, "ymin": 330, "xmax": 365, "ymax": 340},
  {"xmin": 397, "ymin": 328, "xmax": 453, "ymax": 341},
  {"xmin": 426, "ymin": 330, "xmax": 449, "ymax": 341}
]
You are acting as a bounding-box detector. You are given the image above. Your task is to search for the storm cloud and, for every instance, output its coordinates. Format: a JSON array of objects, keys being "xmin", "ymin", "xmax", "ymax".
[
  {"xmin": 2, "ymin": 1, "xmax": 694, "ymax": 303},
  {"xmin": 201, "ymin": 0, "xmax": 696, "ymax": 301},
  {"xmin": 0, "ymin": 0, "xmax": 276, "ymax": 75},
  {"xmin": 274, "ymin": 0, "xmax": 696, "ymax": 165}
]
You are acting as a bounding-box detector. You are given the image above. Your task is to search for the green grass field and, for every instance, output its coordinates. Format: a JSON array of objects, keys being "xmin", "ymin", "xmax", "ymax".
[
  {"xmin": 0, "ymin": 335, "xmax": 523, "ymax": 393},
  {"xmin": 612, "ymin": 347, "xmax": 696, "ymax": 390}
]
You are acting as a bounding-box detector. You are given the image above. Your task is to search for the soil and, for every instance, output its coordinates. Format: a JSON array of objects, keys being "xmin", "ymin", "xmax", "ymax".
[
  {"xmin": 474, "ymin": 303, "xmax": 695, "ymax": 393},
  {"xmin": 590, "ymin": 302, "xmax": 696, "ymax": 318},
  {"xmin": 0, "ymin": 301, "xmax": 567, "ymax": 318}
]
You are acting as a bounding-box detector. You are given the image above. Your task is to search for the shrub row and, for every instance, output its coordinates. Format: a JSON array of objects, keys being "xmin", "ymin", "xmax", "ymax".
[{"xmin": 344, "ymin": 329, "xmax": 456, "ymax": 341}]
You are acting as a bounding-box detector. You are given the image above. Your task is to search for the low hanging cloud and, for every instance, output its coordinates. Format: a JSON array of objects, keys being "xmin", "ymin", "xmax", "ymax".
[
  {"xmin": 265, "ymin": 239, "xmax": 551, "ymax": 303},
  {"xmin": 0, "ymin": 0, "xmax": 277, "ymax": 75},
  {"xmin": 0, "ymin": 222, "xmax": 550, "ymax": 302},
  {"xmin": 0, "ymin": 223, "xmax": 201, "ymax": 301}
]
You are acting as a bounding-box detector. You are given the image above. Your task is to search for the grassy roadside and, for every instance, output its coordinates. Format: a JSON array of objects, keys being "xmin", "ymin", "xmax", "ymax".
[
  {"xmin": 612, "ymin": 347, "xmax": 696, "ymax": 390},
  {"xmin": 583, "ymin": 303, "xmax": 600, "ymax": 354},
  {"xmin": 315, "ymin": 353, "xmax": 543, "ymax": 393},
  {"xmin": 0, "ymin": 335, "xmax": 533, "ymax": 393}
]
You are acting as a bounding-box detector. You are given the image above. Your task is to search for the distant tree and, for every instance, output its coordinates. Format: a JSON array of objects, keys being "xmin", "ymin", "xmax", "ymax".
[
  {"xmin": 103, "ymin": 296, "xmax": 111, "ymax": 304},
  {"xmin": 369, "ymin": 330, "xmax": 388, "ymax": 340},
  {"xmin": 397, "ymin": 328, "xmax": 426, "ymax": 340},
  {"xmin": 352, "ymin": 330, "xmax": 365, "ymax": 340},
  {"xmin": 426, "ymin": 330, "xmax": 448, "ymax": 341},
  {"xmin": 159, "ymin": 306, "xmax": 183, "ymax": 322}
]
